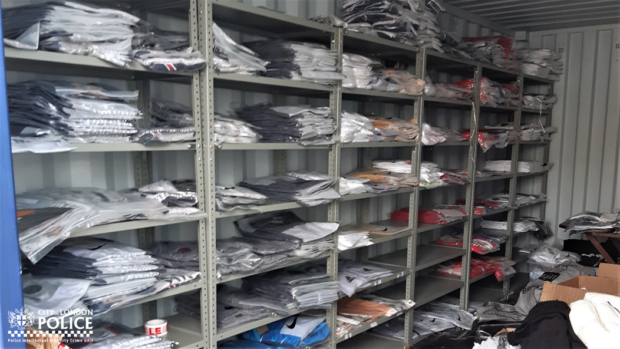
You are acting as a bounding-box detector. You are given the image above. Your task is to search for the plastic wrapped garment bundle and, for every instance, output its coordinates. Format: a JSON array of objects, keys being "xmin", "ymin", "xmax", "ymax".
[
  {"xmin": 371, "ymin": 69, "xmax": 425, "ymax": 95},
  {"xmin": 523, "ymin": 94, "xmax": 558, "ymax": 111},
  {"xmin": 8, "ymin": 81, "xmax": 141, "ymax": 147},
  {"xmin": 66, "ymin": 321, "xmax": 177, "ymax": 348},
  {"xmin": 15, "ymin": 187, "xmax": 202, "ymax": 264},
  {"xmin": 239, "ymin": 174, "xmax": 340, "ymax": 206},
  {"xmin": 370, "ymin": 117, "xmax": 419, "ymax": 142},
  {"xmin": 342, "ymin": 53, "xmax": 380, "ymax": 89},
  {"xmin": 458, "ymin": 36, "xmax": 519, "ymax": 70},
  {"xmin": 235, "ymin": 103, "xmax": 335, "ymax": 145},
  {"xmin": 237, "ymin": 314, "xmax": 330, "ymax": 349},
  {"xmin": 484, "ymin": 160, "xmax": 548, "ymax": 174},
  {"xmin": 480, "ymin": 218, "xmax": 540, "ymax": 233},
  {"xmin": 2, "ymin": 1, "xmax": 140, "ymax": 66},
  {"xmin": 10, "ymin": 135, "xmax": 76, "ymax": 154},
  {"xmin": 216, "ymin": 185, "xmax": 267, "ymax": 212},
  {"xmin": 337, "ymin": 260, "xmax": 393, "ymax": 296},
  {"xmin": 560, "ymin": 210, "xmax": 620, "ymax": 235},
  {"xmin": 436, "ymin": 233, "xmax": 499, "ymax": 255},
  {"xmin": 424, "ymin": 76, "xmax": 473, "ymax": 100},
  {"xmin": 336, "ymin": 297, "xmax": 396, "ymax": 338},
  {"xmin": 520, "ymin": 123, "xmax": 557, "ymax": 142},
  {"xmin": 132, "ymin": 100, "xmax": 197, "ymax": 145},
  {"xmin": 340, "ymin": 110, "xmax": 375, "ymax": 143},
  {"xmin": 337, "ymin": 229, "xmax": 373, "ymax": 251},
  {"xmin": 421, "ymin": 123, "xmax": 467, "ymax": 146},
  {"xmin": 517, "ymin": 45, "xmax": 564, "ymax": 80},
  {"xmin": 347, "ymin": 168, "xmax": 417, "ymax": 188},
  {"xmin": 214, "ymin": 115, "xmax": 261, "ymax": 146},
  {"xmin": 132, "ymin": 29, "xmax": 205, "ymax": 72},
  {"xmin": 234, "ymin": 211, "xmax": 338, "ymax": 243},
  {"xmin": 150, "ymin": 241, "xmax": 199, "ymax": 270},
  {"xmin": 342, "ymin": 0, "xmax": 443, "ymax": 51},
  {"xmin": 212, "ymin": 23, "xmax": 267, "ymax": 74},
  {"xmin": 242, "ymin": 265, "xmax": 340, "ymax": 311},
  {"xmin": 244, "ymin": 40, "xmax": 345, "ymax": 84},
  {"xmin": 121, "ymin": 179, "xmax": 198, "ymax": 208}
]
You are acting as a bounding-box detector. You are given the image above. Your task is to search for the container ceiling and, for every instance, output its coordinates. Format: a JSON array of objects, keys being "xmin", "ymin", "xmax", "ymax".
[{"xmin": 444, "ymin": 0, "xmax": 620, "ymax": 31}]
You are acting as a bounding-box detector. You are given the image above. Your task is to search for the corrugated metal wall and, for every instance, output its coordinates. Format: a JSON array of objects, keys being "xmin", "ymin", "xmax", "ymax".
[
  {"xmin": 524, "ymin": 24, "xmax": 620, "ymax": 241},
  {"xmin": 5, "ymin": 0, "xmax": 520, "ymax": 328}
]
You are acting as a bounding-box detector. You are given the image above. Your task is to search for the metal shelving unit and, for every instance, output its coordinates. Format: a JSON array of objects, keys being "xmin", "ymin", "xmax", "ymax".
[{"xmin": 4, "ymin": 1, "xmax": 555, "ymax": 348}]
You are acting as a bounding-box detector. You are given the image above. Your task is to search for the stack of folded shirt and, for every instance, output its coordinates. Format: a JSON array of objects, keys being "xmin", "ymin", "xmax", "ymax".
[
  {"xmin": 214, "ymin": 115, "xmax": 260, "ymax": 146},
  {"xmin": 337, "ymin": 229, "xmax": 373, "ymax": 251},
  {"xmin": 132, "ymin": 28, "xmax": 206, "ymax": 73},
  {"xmin": 243, "ymin": 265, "xmax": 340, "ymax": 311},
  {"xmin": 344, "ymin": 169, "xmax": 411, "ymax": 189},
  {"xmin": 213, "ymin": 23, "xmax": 267, "ymax": 74},
  {"xmin": 424, "ymin": 76, "xmax": 473, "ymax": 100},
  {"xmin": 421, "ymin": 123, "xmax": 468, "ymax": 145},
  {"xmin": 338, "ymin": 260, "xmax": 394, "ymax": 296},
  {"xmin": 215, "ymin": 186, "xmax": 267, "ymax": 211},
  {"xmin": 337, "ymin": 297, "xmax": 398, "ymax": 339},
  {"xmin": 560, "ymin": 210, "xmax": 620, "ymax": 236},
  {"xmin": 392, "ymin": 206, "xmax": 468, "ymax": 224},
  {"xmin": 458, "ymin": 37, "xmax": 519, "ymax": 70},
  {"xmin": 3, "ymin": 2, "xmax": 139, "ymax": 66},
  {"xmin": 481, "ymin": 218, "xmax": 540, "ymax": 233},
  {"xmin": 519, "ymin": 123, "xmax": 557, "ymax": 142},
  {"xmin": 9, "ymin": 81, "xmax": 141, "ymax": 145},
  {"xmin": 420, "ymin": 162, "xmax": 445, "ymax": 189},
  {"xmin": 24, "ymin": 238, "xmax": 183, "ymax": 315},
  {"xmin": 223, "ymin": 314, "xmax": 330, "ymax": 349},
  {"xmin": 523, "ymin": 94, "xmax": 558, "ymax": 110},
  {"xmin": 133, "ymin": 100, "xmax": 195, "ymax": 145},
  {"xmin": 435, "ymin": 258, "xmax": 497, "ymax": 279},
  {"xmin": 370, "ymin": 117, "xmax": 419, "ymax": 142},
  {"xmin": 372, "ymin": 159, "xmax": 412, "ymax": 173},
  {"xmin": 122, "ymin": 179, "xmax": 201, "ymax": 216},
  {"xmin": 151, "ymin": 241, "xmax": 199, "ymax": 270},
  {"xmin": 239, "ymin": 172, "xmax": 340, "ymax": 206},
  {"xmin": 244, "ymin": 40, "xmax": 345, "ymax": 84},
  {"xmin": 342, "ymin": 0, "xmax": 442, "ymax": 50},
  {"xmin": 518, "ymin": 48, "xmax": 563, "ymax": 81},
  {"xmin": 340, "ymin": 111, "xmax": 375, "ymax": 143},
  {"xmin": 16, "ymin": 187, "xmax": 172, "ymax": 264},
  {"xmin": 484, "ymin": 160, "xmax": 548, "ymax": 174},
  {"xmin": 372, "ymin": 69, "xmax": 425, "ymax": 95},
  {"xmin": 342, "ymin": 53, "xmax": 380, "ymax": 89},
  {"xmin": 436, "ymin": 233, "xmax": 500, "ymax": 255},
  {"xmin": 235, "ymin": 103, "xmax": 335, "ymax": 145},
  {"xmin": 69, "ymin": 321, "xmax": 178, "ymax": 348}
]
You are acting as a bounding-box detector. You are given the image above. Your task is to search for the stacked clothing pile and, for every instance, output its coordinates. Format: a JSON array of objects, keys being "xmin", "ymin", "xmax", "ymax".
[
  {"xmin": 519, "ymin": 123, "xmax": 557, "ymax": 142},
  {"xmin": 458, "ymin": 37, "xmax": 519, "ymax": 70},
  {"xmin": 214, "ymin": 115, "xmax": 261, "ymax": 146},
  {"xmin": 235, "ymin": 103, "xmax": 335, "ymax": 145},
  {"xmin": 9, "ymin": 81, "xmax": 141, "ymax": 148},
  {"xmin": 213, "ymin": 23, "xmax": 267, "ymax": 74},
  {"xmin": 244, "ymin": 40, "xmax": 344, "ymax": 84},
  {"xmin": 215, "ymin": 186, "xmax": 267, "ymax": 212},
  {"xmin": 372, "ymin": 69, "xmax": 425, "ymax": 95},
  {"xmin": 527, "ymin": 245, "xmax": 581, "ymax": 277},
  {"xmin": 372, "ymin": 300, "xmax": 474, "ymax": 341},
  {"xmin": 243, "ymin": 265, "xmax": 340, "ymax": 311},
  {"xmin": 122, "ymin": 179, "xmax": 202, "ymax": 216},
  {"xmin": 338, "ymin": 260, "xmax": 394, "ymax": 296},
  {"xmin": 341, "ymin": 169, "xmax": 406, "ymax": 191},
  {"xmin": 560, "ymin": 210, "xmax": 620, "ymax": 236},
  {"xmin": 24, "ymin": 238, "xmax": 198, "ymax": 316},
  {"xmin": 421, "ymin": 123, "xmax": 467, "ymax": 146},
  {"xmin": 435, "ymin": 258, "xmax": 497, "ymax": 279},
  {"xmin": 518, "ymin": 48, "xmax": 563, "ymax": 81},
  {"xmin": 239, "ymin": 172, "xmax": 340, "ymax": 206},
  {"xmin": 342, "ymin": 0, "xmax": 442, "ymax": 50},
  {"xmin": 220, "ymin": 314, "xmax": 330, "ymax": 349},
  {"xmin": 151, "ymin": 241, "xmax": 199, "ymax": 271},
  {"xmin": 484, "ymin": 160, "xmax": 549, "ymax": 174},
  {"xmin": 133, "ymin": 100, "xmax": 195, "ymax": 145},
  {"xmin": 424, "ymin": 77, "xmax": 473, "ymax": 100},
  {"xmin": 370, "ymin": 117, "xmax": 419, "ymax": 142},
  {"xmin": 481, "ymin": 218, "xmax": 540, "ymax": 233},
  {"xmin": 407, "ymin": 206, "xmax": 466, "ymax": 224},
  {"xmin": 340, "ymin": 111, "xmax": 375, "ymax": 143},
  {"xmin": 67, "ymin": 321, "xmax": 177, "ymax": 348},
  {"xmin": 419, "ymin": 162, "xmax": 445, "ymax": 189},
  {"xmin": 342, "ymin": 53, "xmax": 380, "ymax": 89},
  {"xmin": 450, "ymin": 78, "xmax": 517, "ymax": 108},
  {"xmin": 132, "ymin": 29, "xmax": 206, "ymax": 73},
  {"xmin": 337, "ymin": 295, "xmax": 415, "ymax": 339},
  {"xmin": 523, "ymin": 94, "xmax": 558, "ymax": 110},
  {"xmin": 461, "ymin": 129, "xmax": 509, "ymax": 153},
  {"xmin": 216, "ymin": 211, "xmax": 337, "ymax": 279},
  {"xmin": 337, "ymin": 228, "xmax": 373, "ymax": 251},
  {"xmin": 16, "ymin": 187, "xmax": 176, "ymax": 264},
  {"xmin": 436, "ymin": 232, "xmax": 500, "ymax": 255}
]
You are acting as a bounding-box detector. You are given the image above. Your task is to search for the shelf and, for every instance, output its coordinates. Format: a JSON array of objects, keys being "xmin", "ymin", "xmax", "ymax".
[
  {"xmin": 424, "ymin": 96, "xmax": 473, "ymax": 108},
  {"xmin": 213, "ymin": 0, "xmax": 333, "ymax": 40},
  {"xmin": 355, "ymin": 264, "xmax": 411, "ymax": 294},
  {"xmin": 342, "ymin": 88, "xmax": 419, "ymax": 102},
  {"xmin": 424, "ymin": 49, "xmax": 477, "ymax": 76},
  {"xmin": 517, "ymin": 170, "xmax": 550, "ymax": 177},
  {"xmin": 479, "ymin": 63, "xmax": 520, "ymax": 82},
  {"xmin": 160, "ymin": 314, "xmax": 205, "ymax": 349},
  {"xmin": 475, "ymin": 207, "xmax": 513, "ymax": 219},
  {"xmin": 519, "ymin": 140, "xmax": 551, "ymax": 145},
  {"xmin": 342, "ymin": 31, "xmax": 417, "ymax": 60},
  {"xmin": 468, "ymin": 271, "xmax": 496, "ymax": 284},
  {"xmin": 215, "ymin": 310, "xmax": 300, "ymax": 341},
  {"xmin": 70, "ymin": 217, "xmax": 202, "ymax": 238},
  {"xmin": 214, "ymin": 74, "xmax": 332, "ymax": 95},
  {"xmin": 374, "ymin": 277, "xmax": 464, "ymax": 309},
  {"xmin": 215, "ymin": 202, "xmax": 309, "ymax": 218},
  {"xmin": 523, "ymin": 74, "xmax": 555, "ymax": 85},
  {"xmin": 4, "ymin": 47, "xmax": 192, "ymax": 80},
  {"xmin": 218, "ymin": 143, "xmax": 331, "ymax": 150},
  {"xmin": 419, "ymin": 182, "xmax": 467, "ymax": 191},
  {"xmin": 217, "ymin": 251, "xmax": 331, "ymax": 284},
  {"xmin": 369, "ymin": 245, "xmax": 465, "ymax": 272},
  {"xmin": 417, "ymin": 218, "xmax": 467, "ymax": 233},
  {"xmin": 119, "ymin": 282, "xmax": 203, "ymax": 311},
  {"xmin": 71, "ymin": 143, "xmax": 195, "ymax": 152},
  {"xmin": 476, "ymin": 173, "xmax": 514, "ymax": 182},
  {"xmin": 340, "ymin": 187, "xmax": 414, "ymax": 201},
  {"xmin": 521, "ymin": 108, "xmax": 551, "ymax": 115},
  {"xmin": 341, "ymin": 142, "xmax": 416, "ymax": 148},
  {"xmin": 337, "ymin": 309, "xmax": 405, "ymax": 344},
  {"xmin": 475, "ymin": 272, "xmax": 530, "ymax": 292},
  {"xmin": 424, "ymin": 140, "xmax": 469, "ymax": 147},
  {"xmin": 517, "ymin": 199, "xmax": 547, "ymax": 209},
  {"xmin": 480, "ymin": 104, "xmax": 519, "ymax": 112},
  {"xmin": 338, "ymin": 332, "xmax": 407, "ymax": 349}
]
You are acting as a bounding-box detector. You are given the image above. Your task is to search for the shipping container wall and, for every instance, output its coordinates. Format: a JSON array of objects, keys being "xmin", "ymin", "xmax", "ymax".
[{"xmin": 522, "ymin": 24, "xmax": 620, "ymax": 242}]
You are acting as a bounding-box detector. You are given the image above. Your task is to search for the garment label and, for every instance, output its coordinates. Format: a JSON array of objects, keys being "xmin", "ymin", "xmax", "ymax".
[{"xmin": 538, "ymin": 272, "xmax": 560, "ymax": 282}]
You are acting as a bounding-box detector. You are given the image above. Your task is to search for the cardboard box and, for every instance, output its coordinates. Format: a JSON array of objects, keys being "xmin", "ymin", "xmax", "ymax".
[{"xmin": 540, "ymin": 263, "xmax": 620, "ymax": 305}]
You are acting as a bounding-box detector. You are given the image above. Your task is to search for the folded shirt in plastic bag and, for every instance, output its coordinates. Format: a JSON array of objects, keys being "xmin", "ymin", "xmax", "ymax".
[
  {"xmin": 337, "ymin": 229, "xmax": 373, "ymax": 251},
  {"xmin": 244, "ymin": 40, "xmax": 345, "ymax": 84},
  {"xmin": 421, "ymin": 123, "xmax": 467, "ymax": 146},
  {"xmin": 235, "ymin": 103, "xmax": 335, "ymax": 145},
  {"xmin": 132, "ymin": 29, "xmax": 205, "ymax": 72},
  {"xmin": 560, "ymin": 210, "xmax": 620, "ymax": 235},
  {"xmin": 239, "ymin": 174, "xmax": 340, "ymax": 206},
  {"xmin": 436, "ymin": 233, "xmax": 499, "ymax": 255},
  {"xmin": 484, "ymin": 160, "xmax": 548, "ymax": 174},
  {"xmin": 213, "ymin": 23, "xmax": 267, "ymax": 74},
  {"xmin": 238, "ymin": 314, "xmax": 330, "ymax": 349},
  {"xmin": 216, "ymin": 185, "xmax": 267, "ymax": 211},
  {"xmin": 518, "ymin": 47, "xmax": 563, "ymax": 81},
  {"xmin": 337, "ymin": 260, "xmax": 393, "ymax": 296},
  {"xmin": 151, "ymin": 241, "xmax": 200, "ymax": 270},
  {"xmin": 340, "ymin": 110, "xmax": 375, "ymax": 143}
]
